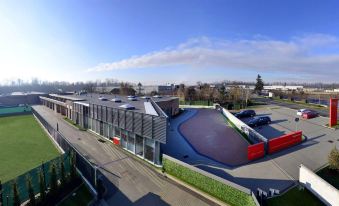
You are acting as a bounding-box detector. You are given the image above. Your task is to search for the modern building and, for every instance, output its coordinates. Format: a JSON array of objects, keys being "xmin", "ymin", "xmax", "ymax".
[
  {"xmin": 39, "ymin": 93, "xmax": 179, "ymax": 165},
  {"xmin": 263, "ymin": 85, "xmax": 304, "ymax": 91}
]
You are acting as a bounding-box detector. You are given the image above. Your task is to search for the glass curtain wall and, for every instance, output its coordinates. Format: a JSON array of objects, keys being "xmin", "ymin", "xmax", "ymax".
[
  {"xmin": 135, "ymin": 135, "xmax": 144, "ymax": 157},
  {"xmin": 121, "ymin": 130, "xmax": 128, "ymax": 149},
  {"xmin": 144, "ymin": 138, "xmax": 155, "ymax": 163},
  {"xmin": 127, "ymin": 132, "xmax": 135, "ymax": 153}
]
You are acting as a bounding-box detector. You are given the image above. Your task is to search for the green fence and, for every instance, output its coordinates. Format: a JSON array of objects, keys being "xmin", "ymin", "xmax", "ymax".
[
  {"xmin": 0, "ymin": 106, "xmax": 31, "ymax": 116},
  {"xmin": 1, "ymin": 153, "xmax": 71, "ymax": 206},
  {"xmin": 163, "ymin": 155, "xmax": 257, "ymax": 206}
]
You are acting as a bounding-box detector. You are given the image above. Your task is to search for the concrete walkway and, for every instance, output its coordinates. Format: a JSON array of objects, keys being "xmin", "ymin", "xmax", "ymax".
[{"xmin": 33, "ymin": 105, "xmax": 216, "ymax": 206}]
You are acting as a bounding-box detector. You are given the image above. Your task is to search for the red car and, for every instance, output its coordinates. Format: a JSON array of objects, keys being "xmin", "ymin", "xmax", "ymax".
[{"xmin": 302, "ymin": 110, "xmax": 318, "ymax": 119}]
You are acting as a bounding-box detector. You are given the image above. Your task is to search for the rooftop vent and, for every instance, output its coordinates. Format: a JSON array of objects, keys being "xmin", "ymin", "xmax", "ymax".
[
  {"xmin": 111, "ymin": 98, "xmax": 122, "ymax": 103},
  {"xmin": 141, "ymin": 96, "xmax": 150, "ymax": 99},
  {"xmin": 153, "ymin": 95, "xmax": 162, "ymax": 98},
  {"xmin": 119, "ymin": 104, "xmax": 135, "ymax": 110},
  {"xmin": 98, "ymin": 97, "xmax": 108, "ymax": 101},
  {"xmin": 128, "ymin": 97, "xmax": 137, "ymax": 101}
]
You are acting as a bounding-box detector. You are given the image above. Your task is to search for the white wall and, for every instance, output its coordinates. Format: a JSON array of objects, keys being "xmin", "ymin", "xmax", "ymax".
[
  {"xmin": 220, "ymin": 107, "xmax": 267, "ymax": 143},
  {"xmin": 299, "ymin": 164, "xmax": 339, "ymax": 206}
]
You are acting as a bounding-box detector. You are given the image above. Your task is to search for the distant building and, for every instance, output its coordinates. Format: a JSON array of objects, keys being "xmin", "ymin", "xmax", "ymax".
[
  {"xmin": 263, "ymin": 85, "xmax": 303, "ymax": 91},
  {"xmin": 137, "ymin": 84, "xmax": 176, "ymax": 95}
]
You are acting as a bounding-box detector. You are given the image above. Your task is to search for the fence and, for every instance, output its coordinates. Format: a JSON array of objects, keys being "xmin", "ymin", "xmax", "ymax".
[
  {"xmin": 220, "ymin": 108, "xmax": 267, "ymax": 144},
  {"xmin": 299, "ymin": 164, "xmax": 339, "ymax": 206},
  {"xmin": 1, "ymin": 153, "xmax": 71, "ymax": 206},
  {"xmin": 0, "ymin": 105, "xmax": 32, "ymax": 116},
  {"xmin": 31, "ymin": 108, "xmax": 119, "ymax": 198}
]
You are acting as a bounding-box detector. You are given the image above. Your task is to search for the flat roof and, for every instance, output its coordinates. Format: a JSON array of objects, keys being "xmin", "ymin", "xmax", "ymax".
[
  {"xmin": 54, "ymin": 93, "xmax": 178, "ymax": 114},
  {"xmin": 49, "ymin": 94, "xmax": 86, "ymax": 101}
]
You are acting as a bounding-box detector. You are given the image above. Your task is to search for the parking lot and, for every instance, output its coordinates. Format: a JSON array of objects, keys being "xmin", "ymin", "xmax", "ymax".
[{"xmin": 240, "ymin": 106, "xmax": 330, "ymax": 140}]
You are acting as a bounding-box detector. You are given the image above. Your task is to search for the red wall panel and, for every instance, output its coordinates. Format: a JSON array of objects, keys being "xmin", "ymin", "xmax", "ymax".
[
  {"xmin": 330, "ymin": 98, "xmax": 338, "ymax": 127},
  {"xmin": 268, "ymin": 131, "xmax": 302, "ymax": 154},
  {"xmin": 248, "ymin": 142, "xmax": 265, "ymax": 160}
]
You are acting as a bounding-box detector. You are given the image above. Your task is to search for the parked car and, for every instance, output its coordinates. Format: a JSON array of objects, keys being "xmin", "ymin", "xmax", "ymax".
[
  {"xmin": 235, "ymin": 110, "xmax": 256, "ymax": 118},
  {"xmin": 297, "ymin": 109, "xmax": 311, "ymax": 116},
  {"xmin": 247, "ymin": 116, "xmax": 271, "ymax": 127},
  {"xmin": 302, "ymin": 110, "xmax": 318, "ymax": 119}
]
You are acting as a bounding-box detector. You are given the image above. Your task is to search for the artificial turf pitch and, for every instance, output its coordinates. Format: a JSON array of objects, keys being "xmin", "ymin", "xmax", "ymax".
[{"xmin": 0, "ymin": 114, "xmax": 60, "ymax": 182}]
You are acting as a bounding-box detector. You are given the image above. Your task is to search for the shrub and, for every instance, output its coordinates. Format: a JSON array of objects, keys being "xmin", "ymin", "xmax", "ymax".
[
  {"xmin": 60, "ymin": 157, "xmax": 66, "ymax": 185},
  {"xmin": 328, "ymin": 147, "xmax": 339, "ymax": 171},
  {"xmin": 163, "ymin": 158, "xmax": 255, "ymax": 206},
  {"xmin": 38, "ymin": 168, "xmax": 46, "ymax": 202},
  {"xmin": 26, "ymin": 176, "xmax": 36, "ymax": 206},
  {"xmin": 49, "ymin": 162, "xmax": 58, "ymax": 194},
  {"xmin": 12, "ymin": 180, "xmax": 20, "ymax": 206}
]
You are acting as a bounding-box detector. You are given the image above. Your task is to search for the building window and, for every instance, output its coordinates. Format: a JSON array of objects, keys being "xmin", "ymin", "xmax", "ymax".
[
  {"xmin": 121, "ymin": 130, "xmax": 127, "ymax": 149},
  {"xmin": 135, "ymin": 135, "xmax": 143, "ymax": 157},
  {"xmin": 144, "ymin": 138, "xmax": 154, "ymax": 163},
  {"xmin": 114, "ymin": 127, "xmax": 121, "ymax": 137},
  {"xmin": 127, "ymin": 133, "xmax": 135, "ymax": 153}
]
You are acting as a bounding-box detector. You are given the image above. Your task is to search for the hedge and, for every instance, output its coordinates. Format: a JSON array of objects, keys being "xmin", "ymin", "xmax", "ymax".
[{"xmin": 163, "ymin": 158, "xmax": 256, "ymax": 206}]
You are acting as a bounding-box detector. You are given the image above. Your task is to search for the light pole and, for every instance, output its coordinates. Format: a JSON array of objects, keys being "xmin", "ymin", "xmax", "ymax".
[{"xmin": 295, "ymin": 117, "xmax": 299, "ymax": 131}]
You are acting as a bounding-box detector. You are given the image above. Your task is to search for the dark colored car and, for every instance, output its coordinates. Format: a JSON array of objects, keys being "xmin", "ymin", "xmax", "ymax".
[
  {"xmin": 247, "ymin": 116, "xmax": 271, "ymax": 127},
  {"xmin": 302, "ymin": 110, "xmax": 318, "ymax": 119},
  {"xmin": 235, "ymin": 110, "xmax": 256, "ymax": 118}
]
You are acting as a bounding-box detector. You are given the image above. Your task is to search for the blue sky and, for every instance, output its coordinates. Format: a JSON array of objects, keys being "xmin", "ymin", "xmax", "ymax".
[{"xmin": 1, "ymin": 0, "xmax": 339, "ymax": 85}]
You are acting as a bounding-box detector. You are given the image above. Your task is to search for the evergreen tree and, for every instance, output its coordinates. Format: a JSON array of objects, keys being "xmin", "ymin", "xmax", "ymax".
[
  {"xmin": 38, "ymin": 169, "xmax": 46, "ymax": 202},
  {"xmin": 60, "ymin": 157, "xmax": 66, "ymax": 185},
  {"xmin": 12, "ymin": 181, "xmax": 20, "ymax": 206},
  {"xmin": 26, "ymin": 176, "xmax": 36, "ymax": 206},
  {"xmin": 255, "ymin": 74, "xmax": 264, "ymax": 93},
  {"xmin": 49, "ymin": 162, "xmax": 58, "ymax": 194},
  {"xmin": 70, "ymin": 151, "xmax": 77, "ymax": 180},
  {"xmin": 0, "ymin": 180, "xmax": 3, "ymax": 206}
]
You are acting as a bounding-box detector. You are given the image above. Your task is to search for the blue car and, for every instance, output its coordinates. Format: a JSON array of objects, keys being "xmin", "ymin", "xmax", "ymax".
[{"xmin": 247, "ymin": 116, "xmax": 271, "ymax": 127}]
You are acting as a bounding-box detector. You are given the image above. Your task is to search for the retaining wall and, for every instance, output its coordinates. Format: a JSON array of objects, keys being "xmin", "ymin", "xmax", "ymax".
[{"xmin": 299, "ymin": 164, "xmax": 339, "ymax": 206}]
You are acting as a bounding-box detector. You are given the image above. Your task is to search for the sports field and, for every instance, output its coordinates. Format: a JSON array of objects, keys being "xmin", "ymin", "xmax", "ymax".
[{"xmin": 0, "ymin": 114, "xmax": 60, "ymax": 182}]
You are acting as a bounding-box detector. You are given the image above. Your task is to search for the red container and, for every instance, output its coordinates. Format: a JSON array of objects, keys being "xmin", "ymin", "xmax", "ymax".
[{"xmin": 113, "ymin": 137, "xmax": 120, "ymax": 145}]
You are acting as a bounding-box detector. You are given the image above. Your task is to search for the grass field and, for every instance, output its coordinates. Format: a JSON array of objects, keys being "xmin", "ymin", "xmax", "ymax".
[
  {"xmin": 267, "ymin": 187, "xmax": 324, "ymax": 206},
  {"xmin": 0, "ymin": 114, "xmax": 60, "ymax": 182}
]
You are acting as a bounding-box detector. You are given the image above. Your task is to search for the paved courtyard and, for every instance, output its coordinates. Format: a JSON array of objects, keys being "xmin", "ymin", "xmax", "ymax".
[
  {"xmin": 179, "ymin": 109, "xmax": 249, "ymax": 166},
  {"xmin": 164, "ymin": 106, "xmax": 338, "ymax": 194}
]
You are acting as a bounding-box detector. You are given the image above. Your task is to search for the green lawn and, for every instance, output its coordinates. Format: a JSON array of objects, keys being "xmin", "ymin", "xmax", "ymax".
[
  {"xmin": 58, "ymin": 184, "xmax": 93, "ymax": 206},
  {"xmin": 317, "ymin": 167, "xmax": 339, "ymax": 189},
  {"xmin": 267, "ymin": 187, "xmax": 324, "ymax": 206},
  {"xmin": 0, "ymin": 114, "xmax": 60, "ymax": 182}
]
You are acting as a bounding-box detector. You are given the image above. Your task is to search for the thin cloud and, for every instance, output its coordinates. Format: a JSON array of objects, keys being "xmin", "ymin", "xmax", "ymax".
[{"xmin": 87, "ymin": 34, "xmax": 339, "ymax": 77}]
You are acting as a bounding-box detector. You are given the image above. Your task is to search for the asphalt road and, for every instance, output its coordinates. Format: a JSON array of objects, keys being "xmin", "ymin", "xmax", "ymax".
[{"xmin": 33, "ymin": 105, "xmax": 216, "ymax": 206}]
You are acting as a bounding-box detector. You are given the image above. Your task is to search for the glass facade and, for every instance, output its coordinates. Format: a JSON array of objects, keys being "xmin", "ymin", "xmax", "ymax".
[
  {"xmin": 144, "ymin": 138, "xmax": 155, "ymax": 163},
  {"xmin": 121, "ymin": 130, "xmax": 128, "ymax": 149},
  {"xmin": 127, "ymin": 133, "xmax": 135, "ymax": 152},
  {"xmin": 135, "ymin": 134, "xmax": 143, "ymax": 157}
]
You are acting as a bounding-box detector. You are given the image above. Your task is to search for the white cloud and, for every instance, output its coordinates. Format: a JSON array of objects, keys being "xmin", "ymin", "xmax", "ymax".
[{"xmin": 88, "ymin": 34, "xmax": 339, "ymax": 78}]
